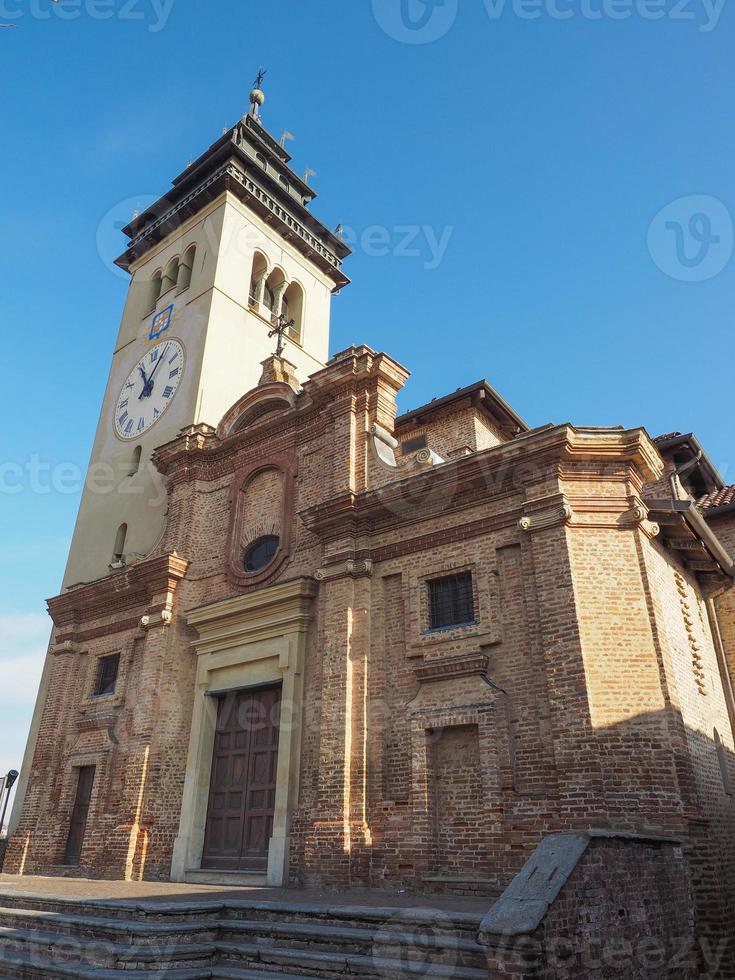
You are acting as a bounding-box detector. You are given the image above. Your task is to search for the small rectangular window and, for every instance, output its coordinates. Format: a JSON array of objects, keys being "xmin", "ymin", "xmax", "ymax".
[
  {"xmin": 94, "ymin": 654, "xmax": 120, "ymax": 697},
  {"xmin": 427, "ymin": 572, "xmax": 475, "ymax": 630}
]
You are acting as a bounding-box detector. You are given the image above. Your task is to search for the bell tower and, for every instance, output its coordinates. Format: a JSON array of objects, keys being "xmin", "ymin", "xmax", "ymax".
[{"xmin": 62, "ymin": 82, "xmax": 350, "ymax": 588}]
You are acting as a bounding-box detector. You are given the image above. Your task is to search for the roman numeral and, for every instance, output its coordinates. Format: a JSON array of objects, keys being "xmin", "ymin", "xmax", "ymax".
[
  {"xmin": 137, "ymin": 418, "xmax": 146, "ymax": 432},
  {"xmin": 119, "ymin": 399, "xmax": 129, "ymax": 410},
  {"xmin": 163, "ymin": 386, "xmax": 174, "ymax": 399},
  {"xmin": 125, "ymin": 382, "xmax": 135, "ymax": 390},
  {"xmin": 150, "ymin": 351, "xmax": 157, "ymax": 363},
  {"xmin": 168, "ymin": 352, "xmax": 179, "ymax": 365},
  {"xmin": 169, "ymin": 368, "xmax": 179, "ymax": 379},
  {"xmin": 118, "ymin": 410, "xmax": 129, "ymax": 426},
  {"xmin": 125, "ymin": 419, "xmax": 134, "ymax": 434},
  {"xmin": 153, "ymin": 408, "xmax": 160, "ymax": 419}
]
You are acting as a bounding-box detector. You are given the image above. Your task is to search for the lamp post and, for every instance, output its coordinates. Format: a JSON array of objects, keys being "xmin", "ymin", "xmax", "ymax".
[{"xmin": 0, "ymin": 771, "xmax": 19, "ymax": 837}]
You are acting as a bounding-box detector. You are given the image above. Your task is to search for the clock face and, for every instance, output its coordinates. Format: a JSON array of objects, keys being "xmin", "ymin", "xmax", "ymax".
[{"xmin": 114, "ymin": 339, "xmax": 185, "ymax": 440}]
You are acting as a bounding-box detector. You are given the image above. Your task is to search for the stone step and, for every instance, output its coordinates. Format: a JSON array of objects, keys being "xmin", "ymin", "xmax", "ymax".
[
  {"xmin": 218, "ymin": 918, "xmax": 485, "ymax": 968},
  {"xmin": 0, "ymin": 893, "xmax": 225, "ymax": 923},
  {"xmin": 0, "ymin": 897, "xmax": 489, "ymax": 979},
  {"xmin": 0, "ymin": 893, "xmax": 483, "ymax": 936},
  {"xmin": 0, "ymin": 949, "xmax": 211, "ymax": 979},
  {"xmin": 0, "ymin": 925, "xmax": 213, "ymax": 970},
  {"xmin": 0, "ymin": 906, "xmax": 216, "ymax": 944},
  {"xmin": 212, "ymin": 972, "xmax": 353, "ymax": 980},
  {"xmin": 0, "ymin": 906, "xmax": 483, "ymax": 963},
  {"xmin": 228, "ymin": 902, "xmax": 483, "ymax": 934},
  {"xmin": 217, "ymin": 940, "xmax": 489, "ymax": 979}
]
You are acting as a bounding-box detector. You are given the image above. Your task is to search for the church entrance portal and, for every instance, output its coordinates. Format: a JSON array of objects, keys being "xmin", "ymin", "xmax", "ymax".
[{"xmin": 201, "ymin": 684, "xmax": 282, "ymax": 872}]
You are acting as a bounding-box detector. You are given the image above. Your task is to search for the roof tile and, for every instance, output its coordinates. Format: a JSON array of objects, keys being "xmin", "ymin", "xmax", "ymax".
[{"xmin": 699, "ymin": 485, "xmax": 735, "ymax": 511}]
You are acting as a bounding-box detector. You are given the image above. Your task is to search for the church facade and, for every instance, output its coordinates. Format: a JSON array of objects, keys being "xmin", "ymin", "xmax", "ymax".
[{"xmin": 6, "ymin": 86, "xmax": 735, "ymax": 972}]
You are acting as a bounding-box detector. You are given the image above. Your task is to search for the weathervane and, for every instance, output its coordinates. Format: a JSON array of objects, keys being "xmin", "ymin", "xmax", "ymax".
[{"xmin": 268, "ymin": 313, "xmax": 296, "ymax": 359}]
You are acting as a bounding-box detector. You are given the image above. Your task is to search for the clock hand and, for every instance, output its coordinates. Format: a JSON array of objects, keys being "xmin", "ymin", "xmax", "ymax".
[
  {"xmin": 147, "ymin": 344, "xmax": 170, "ymax": 387},
  {"xmin": 138, "ymin": 364, "xmax": 152, "ymax": 400}
]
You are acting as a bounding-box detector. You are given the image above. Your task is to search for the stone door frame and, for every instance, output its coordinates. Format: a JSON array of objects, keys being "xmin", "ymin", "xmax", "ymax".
[{"xmin": 171, "ymin": 577, "xmax": 317, "ymax": 886}]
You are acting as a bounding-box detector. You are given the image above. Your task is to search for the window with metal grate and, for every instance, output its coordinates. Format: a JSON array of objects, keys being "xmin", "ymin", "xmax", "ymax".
[
  {"xmin": 427, "ymin": 572, "xmax": 475, "ymax": 630},
  {"xmin": 94, "ymin": 653, "xmax": 120, "ymax": 697}
]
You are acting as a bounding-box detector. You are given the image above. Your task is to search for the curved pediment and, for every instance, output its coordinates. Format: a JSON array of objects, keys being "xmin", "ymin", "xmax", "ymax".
[{"xmin": 217, "ymin": 382, "xmax": 299, "ymax": 439}]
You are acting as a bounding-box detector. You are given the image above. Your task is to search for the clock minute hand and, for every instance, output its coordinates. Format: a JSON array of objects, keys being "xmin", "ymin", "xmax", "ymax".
[{"xmin": 147, "ymin": 344, "xmax": 170, "ymax": 387}]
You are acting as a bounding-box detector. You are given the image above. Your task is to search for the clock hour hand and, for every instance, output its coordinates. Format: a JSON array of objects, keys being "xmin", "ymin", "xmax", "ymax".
[{"xmin": 138, "ymin": 364, "xmax": 152, "ymax": 399}]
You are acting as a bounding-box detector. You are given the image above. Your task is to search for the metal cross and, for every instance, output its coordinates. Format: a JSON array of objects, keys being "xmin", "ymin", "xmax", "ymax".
[
  {"xmin": 268, "ymin": 313, "xmax": 295, "ymax": 359},
  {"xmin": 253, "ymin": 68, "xmax": 267, "ymax": 90}
]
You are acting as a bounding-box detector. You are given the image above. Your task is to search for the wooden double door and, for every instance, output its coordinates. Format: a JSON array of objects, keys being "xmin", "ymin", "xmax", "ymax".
[{"xmin": 202, "ymin": 684, "xmax": 282, "ymax": 872}]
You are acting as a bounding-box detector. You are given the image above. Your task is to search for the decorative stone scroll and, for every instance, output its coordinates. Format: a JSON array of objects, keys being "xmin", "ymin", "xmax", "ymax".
[
  {"xmin": 50, "ymin": 640, "xmax": 83, "ymax": 656},
  {"xmin": 518, "ymin": 503, "xmax": 573, "ymax": 533},
  {"xmin": 622, "ymin": 504, "xmax": 660, "ymax": 539},
  {"xmin": 315, "ymin": 559, "xmax": 374, "ymax": 582},
  {"xmin": 140, "ymin": 609, "xmax": 173, "ymax": 631}
]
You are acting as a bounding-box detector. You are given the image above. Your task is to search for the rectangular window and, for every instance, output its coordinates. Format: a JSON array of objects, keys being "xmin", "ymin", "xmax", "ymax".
[
  {"xmin": 427, "ymin": 572, "xmax": 475, "ymax": 630},
  {"xmin": 94, "ymin": 653, "xmax": 120, "ymax": 697}
]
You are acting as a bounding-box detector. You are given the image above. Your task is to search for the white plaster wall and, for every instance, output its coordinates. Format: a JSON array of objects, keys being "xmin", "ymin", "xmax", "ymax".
[{"xmin": 62, "ymin": 192, "xmax": 337, "ymax": 589}]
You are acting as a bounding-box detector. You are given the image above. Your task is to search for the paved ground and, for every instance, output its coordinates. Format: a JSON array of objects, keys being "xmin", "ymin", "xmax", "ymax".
[{"xmin": 0, "ymin": 874, "xmax": 490, "ymax": 913}]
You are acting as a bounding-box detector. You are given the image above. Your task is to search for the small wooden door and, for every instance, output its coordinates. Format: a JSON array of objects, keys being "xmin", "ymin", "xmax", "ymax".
[
  {"xmin": 64, "ymin": 765, "xmax": 95, "ymax": 866},
  {"xmin": 202, "ymin": 685, "xmax": 281, "ymax": 872}
]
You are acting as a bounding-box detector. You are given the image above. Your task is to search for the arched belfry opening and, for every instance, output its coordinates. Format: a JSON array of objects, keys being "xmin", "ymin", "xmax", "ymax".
[
  {"xmin": 249, "ymin": 251, "xmax": 269, "ymax": 308},
  {"xmin": 282, "ymin": 281, "xmax": 304, "ymax": 344}
]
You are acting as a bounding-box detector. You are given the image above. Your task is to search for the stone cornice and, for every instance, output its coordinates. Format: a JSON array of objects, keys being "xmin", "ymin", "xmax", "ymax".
[
  {"xmin": 306, "ymin": 346, "xmax": 410, "ymax": 403},
  {"xmin": 154, "ymin": 347, "xmax": 409, "ymax": 481},
  {"xmin": 117, "ymin": 155, "xmax": 349, "ymax": 289},
  {"xmin": 299, "ymin": 425, "xmax": 663, "ymax": 539},
  {"xmin": 48, "ymin": 554, "xmax": 190, "ymax": 631},
  {"xmin": 414, "ymin": 654, "xmax": 490, "ymax": 684},
  {"xmin": 186, "ymin": 576, "xmax": 318, "ymax": 655},
  {"xmin": 216, "ymin": 382, "xmax": 299, "ymax": 440}
]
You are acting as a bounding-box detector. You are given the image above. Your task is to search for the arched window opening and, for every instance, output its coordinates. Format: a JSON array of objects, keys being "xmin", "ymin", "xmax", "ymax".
[
  {"xmin": 715, "ymin": 729, "xmax": 734, "ymax": 796},
  {"xmin": 279, "ymin": 175, "xmax": 290, "ymax": 193},
  {"xmin": 263, "ymin": 268, "xmax": 287, "ymax": 324},
  {"xmin": 263, "ymin": 283, "xmax": 276, "ymax": 313},
  {"xmin": 147, "ymin": 271, "xmax": 163, "ymax": 313},
  {"xmin": 128, "ymin": 446, "xmax": 142, "ymax": 477},
  {"xmin": 282, "ymin": 281, "xmax": 304, "ymax": 344},
  {"xmin": 249, "ymin": 251, "xmax": 268, "ymax": 307},
  {"xmin": 177, "ymin": 245, "xmax": 196, "ymax": 292},
  {"xmin": 161, "ymin": 257, "xmax": 179, "ymax": 295},
  {"xmin": 244, "ymin": 535, "xmax": 279, "ymax": 573},
  {"xmin": 255, "ymin": 152, "xmax": 267, "ymax": 170},
  {"xmin": 112, "ymin": 523, "xmax": 128, "ymax": 565}
]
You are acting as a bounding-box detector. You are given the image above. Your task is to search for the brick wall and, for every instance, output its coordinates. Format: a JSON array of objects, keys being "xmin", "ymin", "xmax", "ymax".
[
  {"xmin": 7, "ymin": 348, "xmax": 735, "ymax": 967},
  {"xmin": 482, "ymin": 835, "xmax": 700, "ymax": 979}
]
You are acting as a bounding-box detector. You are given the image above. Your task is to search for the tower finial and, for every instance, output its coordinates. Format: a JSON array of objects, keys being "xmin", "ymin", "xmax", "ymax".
[{"xmin": 249, "ymin": 68, "xmax": 267, "ymax": 121}]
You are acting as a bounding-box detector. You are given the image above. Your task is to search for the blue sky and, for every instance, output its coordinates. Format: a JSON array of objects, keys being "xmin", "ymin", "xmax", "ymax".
[{"xmin": 1, "ymin": 0, "xmax": 734, "ymax": 815}]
